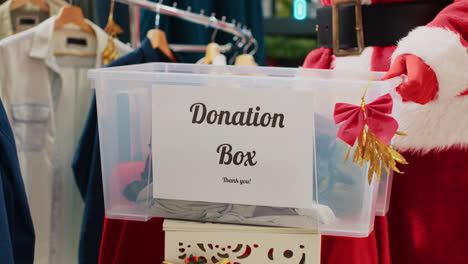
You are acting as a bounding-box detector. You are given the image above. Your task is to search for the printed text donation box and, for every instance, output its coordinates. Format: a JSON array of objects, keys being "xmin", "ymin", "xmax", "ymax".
[{"xmin": 152, "ymin": 84, "xmax": 315, "ymax": 209}]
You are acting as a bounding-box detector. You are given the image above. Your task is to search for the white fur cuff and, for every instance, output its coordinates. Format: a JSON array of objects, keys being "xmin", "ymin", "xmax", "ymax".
[
  {"xmin": 394, "ymin": 97, "xmax": 468, "ymax": 152},
  {"xmin": 392, "ymin": 26, "xmax": 468, "ymax": 101}
]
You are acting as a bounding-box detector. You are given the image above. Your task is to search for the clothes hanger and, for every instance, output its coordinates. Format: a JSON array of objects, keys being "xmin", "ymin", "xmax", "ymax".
[
  {"xmin": 147, "ymin": 0, "xmax": 177, "ymax": 62},
  {"xmin": 116, "ymin": 0, "xmax": 255, "ymax": 49},
  {"xmin": 54, "ymin": 5, "xmax": 95, "ymax": 34},
  {"xmin": 235, "ymin": 38, "xmax": 258, "ymax": 66},
  {"xmin": 234, "ymin": 54, "xmax": 257, "ymax": 66},
  {"xmin": 102, "ymin": 0, "xmax": 124, "ymax": 65},
  {"xmin": 53, "ymin": 2, "xmax": 96, "ymax": 57},
  {"xmin": 203, "ymin": 43, "xmax": 221, "ymax": 65},
  {"xmin": 10, "ymin": 0, "xmax": 50, "ymax": 12},
  {"xmin": 201, "ymin": 19, "xmax": 223, "ymax": 65},
  {"xmin": 147, "ymin": 30, "xmax": 177, "ymax": 62},
  {"xmin": 104, "ymin": 0, "xmax": 123, "ymax": 37}
]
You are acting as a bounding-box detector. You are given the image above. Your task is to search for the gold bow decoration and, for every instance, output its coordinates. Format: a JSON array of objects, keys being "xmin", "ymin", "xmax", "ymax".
[{"xmin": 102, "ymin": 0, "xmax": 124, "ymax": 65}]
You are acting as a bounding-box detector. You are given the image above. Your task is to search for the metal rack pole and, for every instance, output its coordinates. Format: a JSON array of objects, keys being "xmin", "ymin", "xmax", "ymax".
[{"xmin": 115, "ymin": 0, "xmax": 254, "ymax": 44}]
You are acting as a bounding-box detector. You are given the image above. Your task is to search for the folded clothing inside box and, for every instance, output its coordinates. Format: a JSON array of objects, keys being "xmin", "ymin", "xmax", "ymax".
[
  {"xmin": 118, "ymin": 148, "xmax": 337, "ymax": 228},
  {"xmin": 136, "ymin": 183, "xmax": 336, "ymax": 228}
]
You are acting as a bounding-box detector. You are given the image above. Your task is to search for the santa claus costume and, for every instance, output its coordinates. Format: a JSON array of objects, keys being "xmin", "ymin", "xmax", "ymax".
[{"xmin": 304, "ymin": 0, "xmax": 468, "ymax": 263}]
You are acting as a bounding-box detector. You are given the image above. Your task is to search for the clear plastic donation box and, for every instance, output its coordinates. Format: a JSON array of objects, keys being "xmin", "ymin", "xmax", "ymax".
[{"xmin": 88, "ymin": 63, "xmax": 400, "ymax": 237}]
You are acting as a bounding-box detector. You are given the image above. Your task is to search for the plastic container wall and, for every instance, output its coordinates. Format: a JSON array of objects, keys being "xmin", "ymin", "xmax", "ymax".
[
  {"xmin": 376, "ymin": 171, "xmax": 394, "ymax": 216},
  {"xmin": 374, "ymin": 87, "xmax": 403, "ymax": 216},
  {"xmin": 303, "ymin": 70, "xmax": 390, "ymax": 237}
]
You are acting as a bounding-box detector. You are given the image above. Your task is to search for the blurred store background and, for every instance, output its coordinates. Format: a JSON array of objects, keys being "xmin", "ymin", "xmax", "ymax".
[{"xmin": 263, "ymin": 0, "xmax": 319, "ymax": 67}]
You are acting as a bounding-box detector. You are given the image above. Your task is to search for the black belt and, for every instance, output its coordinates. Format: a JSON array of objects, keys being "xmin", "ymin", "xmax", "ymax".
[{"xmin": 317, "ymin": 0, "xmax": 451, "ymax": 55}]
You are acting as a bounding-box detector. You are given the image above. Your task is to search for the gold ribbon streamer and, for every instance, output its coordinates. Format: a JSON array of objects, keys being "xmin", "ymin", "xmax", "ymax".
[{"xmin": 344, "ymin": 75, "xmax": 408, "ymax": 184}]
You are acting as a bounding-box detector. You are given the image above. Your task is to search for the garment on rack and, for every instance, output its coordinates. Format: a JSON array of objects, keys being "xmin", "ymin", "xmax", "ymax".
[
  {"xmin": 0, "ymin": 97, "xmax": 35, "ymax": 264},
  {"xmin": 0, "ymin": 0, "xmax": 66, "ymax": 40},
  {"xmin": 0, "ymin": 16, "xmax": 131, "ymax": 264},
  {"xmin": 72, "ymin": 37, "xmax": 181, "ymax": 264}
]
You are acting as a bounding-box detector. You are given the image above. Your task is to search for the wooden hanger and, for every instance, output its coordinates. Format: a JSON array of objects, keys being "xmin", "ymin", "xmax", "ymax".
[
  {"xmin": 54, "ymin": 5, "xmax": 95, "ymax": 34},
  {"xmin": 53, "ymin": 5, "xmax": 96, "ymax": 57},
  {"xmin": 203, "ymin": 42, "xmax": 220, "ymax": 64},
  {"xmin": 147, "ymin": 29, "xmax": 177, "ymax": 62},
  {"xmin": 10, "ymin": 0, "xmax": 50, "ymax": 12},
  {"xmin": 235, "ymin": 54, "xmax": 258, "ymax": 66}
]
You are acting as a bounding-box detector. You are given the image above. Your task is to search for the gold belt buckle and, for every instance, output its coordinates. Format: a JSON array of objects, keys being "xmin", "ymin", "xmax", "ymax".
[{"xmin": 332, "ymin": 0, "xmax": 364, "ymax": 56}]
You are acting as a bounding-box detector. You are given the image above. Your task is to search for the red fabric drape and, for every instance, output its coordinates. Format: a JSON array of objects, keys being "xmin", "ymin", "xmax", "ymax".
[
  {"xmin": 99, "ymin": 218, "xmax": 166, "ymax": 264},
  {"xmin": 321, "ymin": 216, "xmax": 391, "ymax": 264},
  {"xmin": 388, "ymin": 149, "xmax": 468, "ymax": 264}
]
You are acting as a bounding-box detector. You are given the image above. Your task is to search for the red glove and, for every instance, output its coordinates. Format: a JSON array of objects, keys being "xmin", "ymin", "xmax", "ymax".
[{"xmin": 383, "ymin": 54, "xmax": 439, "ymax": 105}]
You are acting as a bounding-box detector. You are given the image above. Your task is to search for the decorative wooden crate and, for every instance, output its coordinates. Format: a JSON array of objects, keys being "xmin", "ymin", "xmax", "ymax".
[{"xmin": 164, "ymin": 220, "xmax": 321, "ymax": 264}]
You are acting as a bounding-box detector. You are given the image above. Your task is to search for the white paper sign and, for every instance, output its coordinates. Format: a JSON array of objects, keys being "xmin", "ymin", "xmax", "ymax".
[{"xmin": 152, "ymin": 84, "xmax": 315, "ymax": 209}]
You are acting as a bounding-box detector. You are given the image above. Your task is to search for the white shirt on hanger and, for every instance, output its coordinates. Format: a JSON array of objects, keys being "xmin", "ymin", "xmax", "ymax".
[
  {"xmin": 0, "ymin": 16, "xmax": 132, "ymax": 264},
  {"xmin": 0, "ymin": 0, "xmax": 66, "ymax": 40}
]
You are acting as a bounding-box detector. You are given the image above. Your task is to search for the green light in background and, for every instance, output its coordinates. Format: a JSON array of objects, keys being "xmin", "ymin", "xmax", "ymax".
[{"xmin": 293, "ymin": 0, "xmax": 307, "ymax": 20}]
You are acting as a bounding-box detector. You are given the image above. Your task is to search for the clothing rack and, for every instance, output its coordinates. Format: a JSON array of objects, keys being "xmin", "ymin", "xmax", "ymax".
[
  {"xmin": 170, "ymin": 43, "xmax": 232, "ymax": 53},
  {"xmin": 115, "ymin": 0, "xmax": 257, "ymax": 53}
]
